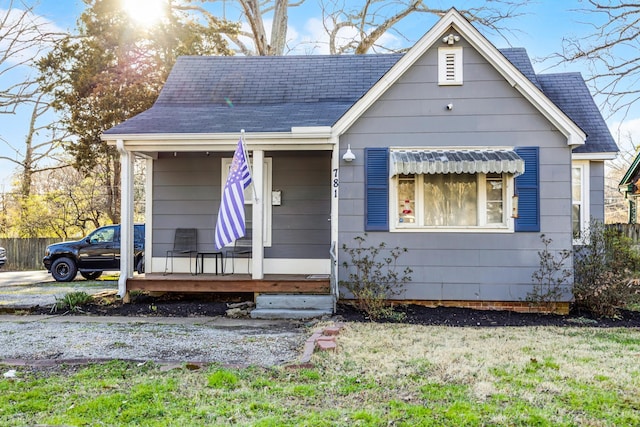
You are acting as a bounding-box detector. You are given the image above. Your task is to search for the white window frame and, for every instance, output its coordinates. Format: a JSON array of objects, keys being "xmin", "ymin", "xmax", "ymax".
[
  {"xmin": 221, "ymin": 157, "xmax": 272, "ymax": 246},
  {"xmin": 390, "ymin": 172, "xmax": 515, "ymax": 233},
  {"xmin": 438, "ymin": 46, "xmax": 463, "ymax": 85},
  {"xmin": 572, "ymin": 160, "xmax": 590, "ymax": 244}
]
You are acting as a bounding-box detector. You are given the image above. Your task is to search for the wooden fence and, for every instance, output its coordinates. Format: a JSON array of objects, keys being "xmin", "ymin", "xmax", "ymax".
[
  {"xmin": 606, "ymin": 223, "xmax": 640, "ymax": 245},
  {"xmin": 0, "ymin": 238, "xmax": 60, "ymax": 271}
]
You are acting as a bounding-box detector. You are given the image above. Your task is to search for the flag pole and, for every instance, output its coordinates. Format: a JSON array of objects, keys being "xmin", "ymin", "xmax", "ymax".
[{"xmin": 240, "ymin": 129, "xmax": 259, "ymax": 203}]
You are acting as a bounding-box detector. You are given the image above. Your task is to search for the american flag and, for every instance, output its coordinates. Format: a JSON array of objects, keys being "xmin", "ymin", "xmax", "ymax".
[{"xmin": 214, "ymin": 139, "xmax": 252, "ymax": 250}]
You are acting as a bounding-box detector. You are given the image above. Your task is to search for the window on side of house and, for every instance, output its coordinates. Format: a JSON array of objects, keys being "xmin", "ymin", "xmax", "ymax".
[
  {"xmin": 572, "ymin": 161, "xmax": 590, "ymax": 241},
  {"xmin": 438, "ymin": 46, "xmax": 463, "ymax": 85},
  {"xmin": 394, "ymin": 172, "xmax": 510, "ymax": 230}
]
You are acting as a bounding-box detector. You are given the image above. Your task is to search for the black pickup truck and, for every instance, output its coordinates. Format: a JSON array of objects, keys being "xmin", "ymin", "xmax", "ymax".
[{"xmin": 43, "ymin": 224, "xmax": 145, "ymax": 282}]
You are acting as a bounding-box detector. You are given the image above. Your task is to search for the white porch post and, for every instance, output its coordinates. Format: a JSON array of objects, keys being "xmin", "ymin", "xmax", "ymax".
[
  {"xmin": 252, "ymin": 149, "xmax": 264, "ymax": 279},
  {"xmin": 330, "ymin": 136, "xmax": 340, "ymax": 307},
  {"xmin": 144, "ymin": 157, "xmax": 153, "ymax": 273},
  {"xmin": 117, "ymin": 140, "xmax": 134, "ymax": 298}
]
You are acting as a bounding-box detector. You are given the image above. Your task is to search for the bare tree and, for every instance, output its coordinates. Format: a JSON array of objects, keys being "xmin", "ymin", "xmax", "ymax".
[
  {"xmin": 176, "ymin": 0, "xmax": 301, "ymax": 55},
  {"xmin": 320, "ymin": 0, "xmax": 527, "ymax": 54},
  {"xmin": 0, "ymin": 93, "xmax": 71, "ymax": 197},
  {"xmin": 0, "ymin": 0, "xmax": 65, "ymax": 114},
  {"xmin": 556, "ymin": 1, "xmax": 640, "ymax": 119},
  {"xmin": 178, "ymin": 0, "xmax": 527, "ymax": 56},
  {"xmin": 0, "ymin": 0, "xmax": 69, "ymax": 198}
]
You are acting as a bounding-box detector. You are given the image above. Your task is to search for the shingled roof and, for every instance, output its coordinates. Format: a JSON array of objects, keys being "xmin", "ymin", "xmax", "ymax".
[
  {"xmin": 104, "ymin": 50, "xmax": 617, "ymax": 154},
  {"xmin": 103, "ymin": 54, "xmax": 402, "ymax": 135},
  {"xmin": 500, "ymin": 48, "xmax": 617, "ymax": 154},
  {"xmin": 499, "ymin": 48, "xmax": 542, "ymax": 90},
  {"xmin": 536, "ymin": 73, "xmax": 617, "ymax": 153}
]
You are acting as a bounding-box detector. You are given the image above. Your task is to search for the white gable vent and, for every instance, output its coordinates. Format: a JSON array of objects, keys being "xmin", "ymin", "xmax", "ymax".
[{"xmin": 438, "ymin": 46, "xmax": 463, "ymax": 85}]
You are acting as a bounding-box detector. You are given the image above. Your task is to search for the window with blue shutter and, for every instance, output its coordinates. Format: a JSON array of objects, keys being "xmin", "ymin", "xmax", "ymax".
[
  {"xmin": 365, "ymin": 147, "xmax": 389, "ymax": 231},
  {"xmin": 514, "ymin": 147, "xmax": 540, "ymax": 232}
]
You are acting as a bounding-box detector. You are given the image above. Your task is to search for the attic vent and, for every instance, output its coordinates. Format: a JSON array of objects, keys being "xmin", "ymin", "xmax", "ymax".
[{"xmin": 438, "ymin": 46, "xmax": 463, "ymax": 85}]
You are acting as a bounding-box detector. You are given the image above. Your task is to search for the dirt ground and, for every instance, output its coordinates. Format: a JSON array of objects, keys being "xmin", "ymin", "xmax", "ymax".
[{"xmin": 30, "ymin": 291, "xmax": 640, "ymax": 328}]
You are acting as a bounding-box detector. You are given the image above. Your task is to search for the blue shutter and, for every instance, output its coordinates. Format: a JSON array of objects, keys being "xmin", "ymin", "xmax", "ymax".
[
  {"xmin": 365, "ymin": 147, "xmax": 389, "ymax": 231},
  {"xmin": 515, "ymin": 147, "xmax": 540, "ymax": 232}
]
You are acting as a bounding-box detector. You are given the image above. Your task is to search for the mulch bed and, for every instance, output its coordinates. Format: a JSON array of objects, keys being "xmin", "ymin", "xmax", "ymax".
[{"xmin": 28, "ymin": 292, "xmax": 640, "ymax": 328}]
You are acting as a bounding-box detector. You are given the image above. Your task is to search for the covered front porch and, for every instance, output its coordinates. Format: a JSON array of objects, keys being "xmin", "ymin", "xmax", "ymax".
[
  {"xmin": 106, "ymin": 129, "xmax": 340, "ymax": 303},
  {"xmin": 127, "ymin": 273, "xmax": 331, "ymax": 294}
]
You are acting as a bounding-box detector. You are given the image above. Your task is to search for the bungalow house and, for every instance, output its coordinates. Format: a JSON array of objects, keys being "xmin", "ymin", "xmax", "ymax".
[{"xmin": 101, "ymin": 8, "xmax": 617, "ymax": 317}]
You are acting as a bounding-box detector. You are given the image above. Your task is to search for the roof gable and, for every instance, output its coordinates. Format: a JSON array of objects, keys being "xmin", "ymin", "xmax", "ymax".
[
  {"xmin": 333, "ymin": 8, "xmax": 586, "ymax": 147},
  {"xmin": 620, "ymin": 151, "xmax": 640, "ymax": 189}
]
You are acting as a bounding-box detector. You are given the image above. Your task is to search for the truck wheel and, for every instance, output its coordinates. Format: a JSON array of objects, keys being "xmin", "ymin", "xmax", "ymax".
[
  {"xmin": 80, "ymin": 271, "xmax": 102, "ymax": 280},
  {"xmin": 51, "ymin": 257, "xmax": 78, "ymax": 282}
]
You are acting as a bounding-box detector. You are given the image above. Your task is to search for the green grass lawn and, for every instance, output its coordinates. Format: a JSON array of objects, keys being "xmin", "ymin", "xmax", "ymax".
[{"xmin": 1, "ymin": 324, "xmax": 639, "ymax": 426}]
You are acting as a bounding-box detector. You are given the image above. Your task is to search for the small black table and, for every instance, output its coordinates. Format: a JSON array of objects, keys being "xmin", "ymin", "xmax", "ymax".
[{"xmin": 195, "ymin": 251, "xmax": 224, "ymax": 275}]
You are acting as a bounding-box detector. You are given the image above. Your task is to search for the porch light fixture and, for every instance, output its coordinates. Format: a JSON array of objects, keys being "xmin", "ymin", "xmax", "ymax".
[{"xmin": 343, "ymin": 144, "xmax": 356, "ymax": 162}]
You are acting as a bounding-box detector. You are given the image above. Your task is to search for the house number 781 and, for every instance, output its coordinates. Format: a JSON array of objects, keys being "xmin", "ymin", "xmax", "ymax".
[{"xmin": 333, "ymin": 168, "xmax": 339, "ymax": 198}]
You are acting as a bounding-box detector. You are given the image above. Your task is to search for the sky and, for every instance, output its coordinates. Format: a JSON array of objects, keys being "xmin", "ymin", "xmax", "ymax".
[{"xmin": 0, "ymin": 0, "xmax": 637, "ymax": 192}]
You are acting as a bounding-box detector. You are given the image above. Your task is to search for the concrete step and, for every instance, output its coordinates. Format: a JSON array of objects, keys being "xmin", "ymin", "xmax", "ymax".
[
  {"xmin": 250, "ymin": 308, "xmax": 333, "ymax": 320},
  {"xmin": 255, "ymin": 294, "xmax": 334, "ymax": 311}
]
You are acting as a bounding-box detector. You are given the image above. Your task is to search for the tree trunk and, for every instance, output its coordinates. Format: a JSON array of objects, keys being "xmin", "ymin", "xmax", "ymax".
[{"xmin": 270, "ymin": 0, "xmax": 288, "ymax": 55}]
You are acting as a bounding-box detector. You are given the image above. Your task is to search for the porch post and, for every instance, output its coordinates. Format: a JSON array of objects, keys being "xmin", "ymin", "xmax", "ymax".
[
  {"xmin": 330, "ymin": 136, "xmax": 340, "ymax": 308},
  {"xmin": 251, "ymin": 149, "xmax": 264, "ymax": 279},
  {"xmin": 116, "ymin": 140, "xmax": 134, "ymax": 298},
  {"xmin": 144, "ymin": 157, "xmax": 153, "ymax": 273}
]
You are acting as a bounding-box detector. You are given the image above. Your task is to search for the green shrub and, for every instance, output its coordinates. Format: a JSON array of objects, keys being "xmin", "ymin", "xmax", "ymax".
[
  {"xmin": 52, "ymin": 291, "xmax": 93, "ymax": 313},
  {"xmin": 340, "ymin": 234, "xmax": 412, "ymax": 321},
  {"xmin": 526, "ymin": 234, "xmax": 572, "ymax": 309},
  {"xmin": 573, "ymin": 220, "xmax": 640, "ymax": 317}
]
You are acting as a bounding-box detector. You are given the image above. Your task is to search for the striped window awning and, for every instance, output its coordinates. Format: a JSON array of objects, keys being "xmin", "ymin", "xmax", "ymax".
[{"xmin": 390, "ymin": 149, "xmax": 525, "ymax": 176}]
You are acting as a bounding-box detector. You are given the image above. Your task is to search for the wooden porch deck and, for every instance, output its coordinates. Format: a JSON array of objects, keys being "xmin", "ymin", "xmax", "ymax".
[{"xmin": 127, "ymin": 273, "xmax": 331, "ymax": 294}]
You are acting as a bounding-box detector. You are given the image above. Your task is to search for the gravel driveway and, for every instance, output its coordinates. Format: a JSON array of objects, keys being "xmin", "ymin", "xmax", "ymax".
[
  {"xmin": 0, "ymin": 271, "xmax": 311, "ymax": 367},
  {"xmin": 0, "ymin": 270, "xmax": 117, "ymax": 309},
  {"xmin": 0, "ymin": 315, "xmax": 308, "ymax": 367}
]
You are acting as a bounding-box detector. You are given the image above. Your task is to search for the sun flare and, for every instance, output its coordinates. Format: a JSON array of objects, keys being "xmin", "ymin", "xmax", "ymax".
[{"xmin": 121, "ymin": 0, "xmax": 167, "ymax": 27}]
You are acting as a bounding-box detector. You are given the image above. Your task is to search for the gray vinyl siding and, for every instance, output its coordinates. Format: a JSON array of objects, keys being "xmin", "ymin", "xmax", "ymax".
[
  {"xmin": 152, "ymin": 151, "xmax": 330, "ymax": 259},
  {"xmin": 269, "ymin": 151, "xmax": 331, "ymax": 258},
  {"xmin": 153, "ymin": 154, "xmax": 219, "ymax": 258},
  {"xmin": 339, "ymin": 33, "xmax": 574, "ymax": 302}
]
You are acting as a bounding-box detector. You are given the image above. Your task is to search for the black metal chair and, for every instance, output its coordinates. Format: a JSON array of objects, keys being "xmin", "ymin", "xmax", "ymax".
[
  {"xmin": 164, "ymin": 228, "xmax": 198, "ymax": 274},
  {"xmin": 225, "ymin": 231, "xmax": 252, "ymax": 274}
]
